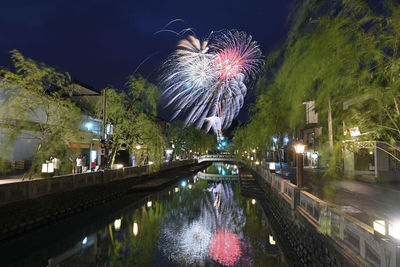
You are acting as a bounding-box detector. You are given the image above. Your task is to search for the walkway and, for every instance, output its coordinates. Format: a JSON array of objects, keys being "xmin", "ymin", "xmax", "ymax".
[
  {"xmin": 268, "ymin": 162, "xmax": 400, "ymax": 226},
  {"xmin": 0, "ymin": 171, "xmax": 65, "ymax": 184}
]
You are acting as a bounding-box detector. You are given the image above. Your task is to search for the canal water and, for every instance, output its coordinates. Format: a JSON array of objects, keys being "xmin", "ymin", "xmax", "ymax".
[
  {"xmin": 203, "ymin": 162, "xmax": 239, "ymax": 176},
  {"xmin": 5, "ymin": 162, "xmax": 286, "ymax": 266}
]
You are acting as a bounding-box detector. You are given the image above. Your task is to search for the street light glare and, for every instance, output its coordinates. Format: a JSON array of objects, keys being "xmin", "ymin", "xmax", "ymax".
[
  {"xmin": 133, "ymin": 222, "xmax": 139, "ymax": 236},
  {"xmin": 294, "ymin": 143, "xmax": 305, "ymax": 154},
  {"xmin": 114, "ymin": 218, "xmax": 122, "ymax": 231},
  {"xmin": 389, "ymin": 221, "xmax": 400, "ymax": 239},
  {"xmin": 85, "ymin": 122, "xmax": 93, "ymax": 131},
  {"xmin": 373, "ymin": 220, "xmax": 386, "ymax": 236}
]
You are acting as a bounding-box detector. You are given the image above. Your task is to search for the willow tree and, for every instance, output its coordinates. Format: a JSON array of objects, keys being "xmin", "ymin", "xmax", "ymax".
[
  {"xmin": 257, "ymin": 0, "xmax": 400, "ymax": 173},
  {"xmin": 232, "ymin": 0, "xmax": 389, "ymax": 175},
  {"xmin": 256, "ymin": 0, "xmax": 382, "ymax": 174},
  {"xmin": 233, "ymin": 78, "xmax": 293, "ymax": 175},
  {"xmin": 184, "ymin": 126, "xmax": 216, "ymax": 154},
  {"xmin": 166, "ymin": 121, "xmax": 216, "ymax": 158},
  {"xmin": 0, "ymin": 50, "xmax": 84, "ymax": 177},
  {"xmin": 345, "ymin": 2, "xmax": 400, "ymax": 163},
  {"xmin": 104, "ymin": 75, "xmax": 165, "ymax": 169},
  {"xmin": 126, "ymin": 74, "xmax": 160, "ymax": 116},
  {"xmin": 281, "ymin": 0, "xmax": 400, "ymax": 166}
]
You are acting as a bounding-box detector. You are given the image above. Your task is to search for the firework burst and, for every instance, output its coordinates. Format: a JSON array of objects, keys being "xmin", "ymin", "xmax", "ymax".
[{"xmin": 160, "ymin": 29, "xmax": 263, "ymax": 134}]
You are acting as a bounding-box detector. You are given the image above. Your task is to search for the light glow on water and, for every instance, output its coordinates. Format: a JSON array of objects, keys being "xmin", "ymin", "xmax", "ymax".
[{"xmin": 44, "ymin": 169, "xmax": 285, "ymax": 267}]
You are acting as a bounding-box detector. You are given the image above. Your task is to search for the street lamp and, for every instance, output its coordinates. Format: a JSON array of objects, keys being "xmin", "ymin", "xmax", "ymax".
[{"xmin": 294, "ymin": 143, "xmax": 305, "ymax": 188}]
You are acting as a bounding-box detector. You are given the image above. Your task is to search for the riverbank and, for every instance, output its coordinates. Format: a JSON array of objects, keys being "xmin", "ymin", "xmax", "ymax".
[
  {"xmin": 249, "ymin": 163, "xmax": 399, "ymax": 267},
  {"xmin": 0, "ymin": 161, "xmax": 208, "ymax": 242}
]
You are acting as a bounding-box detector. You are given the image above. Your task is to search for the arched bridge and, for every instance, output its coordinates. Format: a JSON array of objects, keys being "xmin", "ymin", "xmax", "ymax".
[{"xmin": 197, "ymin": 154, "xmax": 236, "ymax": 163}]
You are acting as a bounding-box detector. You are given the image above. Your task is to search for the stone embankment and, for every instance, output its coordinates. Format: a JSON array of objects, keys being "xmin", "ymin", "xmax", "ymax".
[
  {"xmin": 0, "ymin": 160, "xmax": 205, "ymax": 241},
  {"xmin": 242, "ymin": 164, "xmax": 398, "ymax": 267}
]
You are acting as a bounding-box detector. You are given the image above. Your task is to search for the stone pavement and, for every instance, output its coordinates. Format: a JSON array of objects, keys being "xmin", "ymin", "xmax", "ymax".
[{"xmin": 0, "ymin": 170, "xmax": 42, "ymax": 184}]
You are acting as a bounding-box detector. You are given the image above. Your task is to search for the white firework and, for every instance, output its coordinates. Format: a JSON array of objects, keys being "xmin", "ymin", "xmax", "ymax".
[{"xmin": 160, "ymin": 30, "xmax": 263, "ymax": 133}]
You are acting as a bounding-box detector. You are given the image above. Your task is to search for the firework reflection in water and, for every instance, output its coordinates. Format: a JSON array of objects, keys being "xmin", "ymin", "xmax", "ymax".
[{"xmin": 158, "ymin": 182, "xmax": 247, "ymax": 266}]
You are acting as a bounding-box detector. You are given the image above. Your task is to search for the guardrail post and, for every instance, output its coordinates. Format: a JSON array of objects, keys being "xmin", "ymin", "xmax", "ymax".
[
  {"xmin": 339, "ymin": 216, "xmax": 345, "ymax": 240},
  {"xmin": 292, "ymin": 187, "xmax": 300, "ymax": 210},
  {"xmin": 360, "ymin": 236, "xmax": 366, "ymax": 258}
]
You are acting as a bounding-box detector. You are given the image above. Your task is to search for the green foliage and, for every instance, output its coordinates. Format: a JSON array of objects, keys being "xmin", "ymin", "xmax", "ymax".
[
  {"xmin": 234, "ymin": 0, "xmax": 400, "ymax": 173},
  {"xmin": 126, "ymin": 74, "xmax": 160, "ymax": 116},
  {"xmin": 103, "ymin": 87, "xmax": 166, "ymax": 168},
  {"xmin": 0, "ymin": 50, "xmax": 85, "ymax": 176},
  {"xmin": 166, "ymin": 121, "xmax": 216, "ymax": 157}
]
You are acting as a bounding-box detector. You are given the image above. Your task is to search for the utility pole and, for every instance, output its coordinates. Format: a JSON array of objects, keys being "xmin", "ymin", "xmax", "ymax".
[
  {"xmin": 101, "ymin": 88, "xmax": 106, "ymax": 140},
  {"xmin": 328, "ymin": 93, "xmax": 334, "ymax": 155},
  {"xmin": 100, "ymin": 89, "xmax": 107, "ymax": 168}
]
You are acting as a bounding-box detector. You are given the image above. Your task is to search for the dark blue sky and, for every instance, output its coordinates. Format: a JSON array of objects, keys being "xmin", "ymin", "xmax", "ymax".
[{"xmin": 0, "ymin": 0, "xmax": 295, "ymax": 120}]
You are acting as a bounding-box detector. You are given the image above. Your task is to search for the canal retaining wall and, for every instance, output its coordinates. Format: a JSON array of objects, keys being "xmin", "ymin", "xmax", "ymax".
[
  {"xmin": 250, "ymin": 164, "xmax": 399, "ymax": 267},
  {"xmin": 0, "ymin": 160, "xmax": 194, "ymax": 207},
  {"xmin": 0, "ymin": 160, "xmax": 200, "ymax": 241}
]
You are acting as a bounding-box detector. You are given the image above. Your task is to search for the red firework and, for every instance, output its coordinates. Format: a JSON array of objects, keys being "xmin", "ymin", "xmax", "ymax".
[
  {"xmin": 214, "ymin": 49, "xmax": 243, "ymax": 80},
  {"xmin": 209, "ymin": 230, "xmax": 242, "ymax": 266}
]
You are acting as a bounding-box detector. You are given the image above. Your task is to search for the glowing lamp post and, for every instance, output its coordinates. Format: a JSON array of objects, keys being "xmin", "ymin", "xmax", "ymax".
[{"xmin": 294, "ymin": 143, "xmax": 305, "ymax": 188}]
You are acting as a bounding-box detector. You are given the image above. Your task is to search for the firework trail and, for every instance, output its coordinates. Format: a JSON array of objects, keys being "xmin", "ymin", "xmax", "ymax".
[{"xmin": 160, "ymin": 30, "xmax": 263, "ymax": 137}]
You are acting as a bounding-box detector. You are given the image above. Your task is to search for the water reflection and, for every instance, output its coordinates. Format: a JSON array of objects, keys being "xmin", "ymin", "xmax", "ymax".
[
  {"xmin": 48, "ymin": 178, "xmax": 285, "ymax": 266},
  {"xmin": 204, "ymin": 162, "xmax": 239, "ymax": 175},
  {"xmin": 197, "ymin": 162, "xmax": 240, "ymax": 182}
]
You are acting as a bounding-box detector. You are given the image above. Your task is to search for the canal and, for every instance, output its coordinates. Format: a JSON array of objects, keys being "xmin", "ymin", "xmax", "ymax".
[{"xmin": 2, "ymin": 162, "xmax": 286, "ymax": 267}]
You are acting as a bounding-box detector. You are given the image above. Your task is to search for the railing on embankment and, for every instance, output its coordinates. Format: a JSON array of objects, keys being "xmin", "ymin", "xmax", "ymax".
[
  {"xmin": 251, "ymin": 163, "xmax": 399, "ymax": 267},
  {"xmin": 0, "ymin": 160, "xmax": 194, "ymax": 207}
]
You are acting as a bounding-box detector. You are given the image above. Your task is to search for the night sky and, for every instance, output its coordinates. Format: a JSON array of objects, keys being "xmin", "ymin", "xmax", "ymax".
[{"xmin": 0, "ymin": 0, "xmax": 295, "ymax": 121}]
